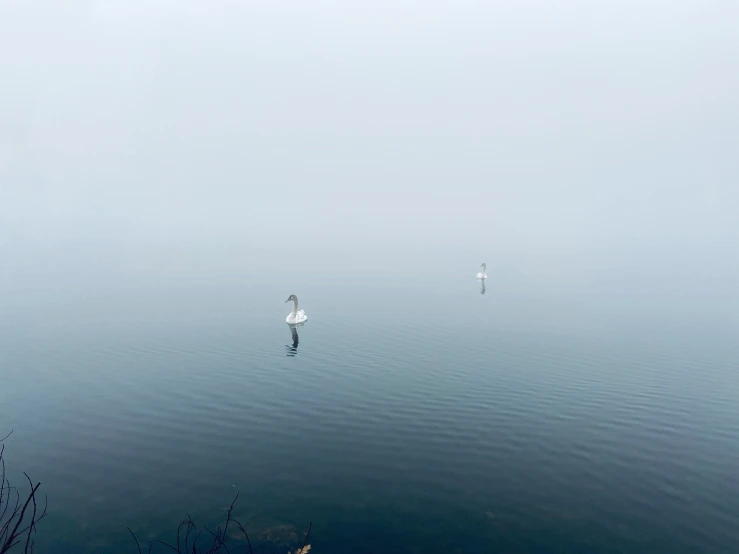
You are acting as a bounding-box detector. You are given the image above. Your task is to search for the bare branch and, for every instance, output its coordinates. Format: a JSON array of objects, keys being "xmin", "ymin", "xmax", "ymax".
[
  {"xmin": 0, "ymin": 440, "xmax": 45, "ymax": 554},
  {"xmin": 184, "ymin": 515, "xmax": 196, "ymax": 554},
  {"xmin": 22, "ymin": 475, "xmax": 36, "ymax": 554},
  {"xmin": 1, "ymin": 480, "xmax": 41, "ymax": 552},
  {"xmin": 300, "ymin": 522, "xmax": 313, "ymax": 553},
  {"xmin": 131, "ymin": 492, "xmax": 268, "ymax": 554},
  {"xmin": 192, "ymin": 529, "xmax": 203, "ymax": 554},
  {"xmin": 148, "ymin": 539, "xmax": 180, "ymax": 553},
  {"xmin": 233, "ymin": 521, "xmax": 253, "ymax": 554},
  {"xmin": 128, "ymin": 528, "xmax": 143, "ymax": 554},
  {"xmin": 221, "ymin": 491, "xmax": 239, "ymax": 544}
]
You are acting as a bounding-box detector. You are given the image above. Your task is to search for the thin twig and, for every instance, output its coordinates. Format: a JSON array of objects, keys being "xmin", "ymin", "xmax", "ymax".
[
  {"xmin": 300, "ymin": 522, "xmax": 313, "ymax": 552},
  {"xmin": 0, "ymin": 488, "xmax": 19, "ymax": 544},
  {"xmin": 184, "ymin": 515, "xmax": 196, "ymax": 554},
  {"xmin": 192, "ymin": 529, "xmax": 204, "ymax": 554},
  {"xmin": 204, "ymin": 525, "xmax": 231, "ymax": 554},
  {"xmin": 22, "ymin": 474, "xmax": 36, "ymax": 554},
  {"xmin": 127, "ymin": 527, "xmax": 143, "ymax": 554},
  {"xmin": 148, "ymin": 539, "xmax": 180, "ymax": 553},
  {"xmin": 12, "ymin": 494, "xmax": 47, "ymax": 540},
  {"xmin": 0, "ymin": 445, "xmax": 6, "ymax": 523},
  {"xmin": 180, "ymin": 517, "xmax": 196, "ymax": 554},
  {"xmin": 221, "ymin": 491, "xmax": 239, "ymax": 543},
  {"xmin": 1, "ymin": 480, "xmax": 41, "ymax": 552},
  {"xmin": 234, "ymin": 521, "xmax": 253, "ymax": 554},
  {"xmin": 177, "ymin": 519, "xmax": 190, "ymax": 553}
]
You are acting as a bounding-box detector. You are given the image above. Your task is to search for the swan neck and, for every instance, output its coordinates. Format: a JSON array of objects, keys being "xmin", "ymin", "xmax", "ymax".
[
  {"xmin": 291, "ymin": 298, "xmax": 299, "ymax": 315},
  {"xmin": 482, "ymin": 263, "xmax": 486, "ymax": 272}
]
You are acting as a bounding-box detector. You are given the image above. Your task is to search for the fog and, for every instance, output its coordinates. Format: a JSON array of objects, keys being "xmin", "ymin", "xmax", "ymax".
[{"xmin": 1, "ymin": 1, "xmax": 737, "ymax": 294}]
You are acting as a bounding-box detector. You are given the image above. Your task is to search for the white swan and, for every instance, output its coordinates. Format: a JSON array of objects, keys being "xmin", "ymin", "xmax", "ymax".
[
  {"xmin": 476, "ymin": 263, "xmax": 488, "ymax": 280},
  {"xmin": 285, "ymin": 294, "xmax": 308, "ymax": 324}
]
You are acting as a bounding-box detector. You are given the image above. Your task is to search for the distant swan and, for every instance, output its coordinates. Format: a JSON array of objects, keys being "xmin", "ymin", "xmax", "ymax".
[
  {"xmin": 476, "ymin": 263, "xmax": 488, "ymax": 280},
  {"xmin": 285, "ymin": 294, "xmax": 308, "ymax": 324}
]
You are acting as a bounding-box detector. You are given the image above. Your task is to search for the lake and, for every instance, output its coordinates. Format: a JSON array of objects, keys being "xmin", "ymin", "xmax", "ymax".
[{"xmin": 1, "ymin": 271, "xmax": 738, "ymax": 553}]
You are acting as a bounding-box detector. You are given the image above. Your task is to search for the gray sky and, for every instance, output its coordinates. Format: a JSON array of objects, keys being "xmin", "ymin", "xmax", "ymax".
[{"xmin": 1, "ymin": 0, "xmax": 737, "ymax": 292}]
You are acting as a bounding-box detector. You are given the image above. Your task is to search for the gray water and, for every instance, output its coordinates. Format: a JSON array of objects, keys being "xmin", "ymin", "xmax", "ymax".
[
  {"xmin": 3, "ymin": 0, "xmax": 738, "ymax": 551},
  {"xmin": 1, "ymin": 267, "xmax": 738, "ymax": 553}
]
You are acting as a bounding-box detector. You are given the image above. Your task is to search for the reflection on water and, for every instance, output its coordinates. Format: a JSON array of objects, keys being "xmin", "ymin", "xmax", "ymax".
[
  {"xmin": 286, "ymin": 324, "xmax": 300, "ymax": 356},
  {"xmin": 3, "ymin": 280, "xmax": 738, "ymax": 554},
  {"xmin": 479, "ymin": 280, "xmax": 486, "ymax": 295}
]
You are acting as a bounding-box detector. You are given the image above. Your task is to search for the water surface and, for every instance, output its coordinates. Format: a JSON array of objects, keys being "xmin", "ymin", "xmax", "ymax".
[{"xmin": 1, "ymin": 273, "xmax": 737, "ymax": 553}]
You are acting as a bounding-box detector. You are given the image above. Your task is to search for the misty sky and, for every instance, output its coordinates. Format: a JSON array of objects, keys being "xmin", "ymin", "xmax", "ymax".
[{"xmin": 1, "ymin": 1, "xmax": 737, "ymax": 292}]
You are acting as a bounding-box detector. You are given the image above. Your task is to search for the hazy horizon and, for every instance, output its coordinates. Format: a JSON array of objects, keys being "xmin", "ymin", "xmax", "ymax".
[{"xmin": 1, "ymin": 1, "xmax": 737, "ymax": 297}]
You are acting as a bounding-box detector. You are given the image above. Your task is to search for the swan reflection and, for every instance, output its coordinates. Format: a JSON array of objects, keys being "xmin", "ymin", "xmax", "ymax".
[
  {"xmin": 479, "ymin": 279, "xmax": 486, "ymax": 295},
  {"xmin": 286, "ymin": 323, "xmax": 301, "ymax": 356}
]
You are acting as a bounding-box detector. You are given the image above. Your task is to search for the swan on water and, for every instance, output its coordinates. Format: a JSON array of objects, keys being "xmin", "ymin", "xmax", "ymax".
[
  {"xmin": 476, "ymin": 263, "xmax": 488, "ymax": 280},
  {"xmin": 285, "ymin": 294, "xmax": 308, "ymax": 324}
]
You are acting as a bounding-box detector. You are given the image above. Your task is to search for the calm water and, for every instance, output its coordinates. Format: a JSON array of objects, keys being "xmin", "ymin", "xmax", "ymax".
[{"xmin": 1, "ymin": 274, "xmax": 738, "ymax": 553}]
